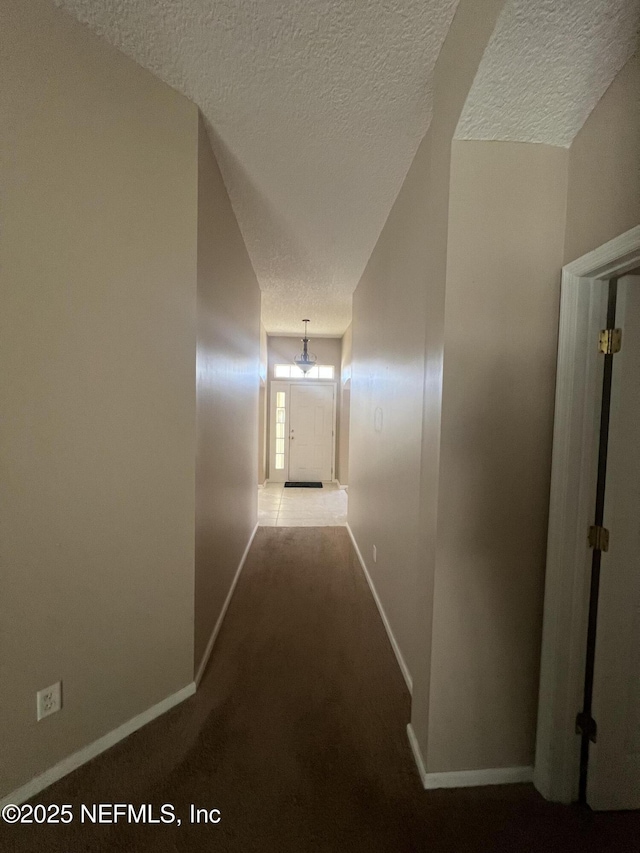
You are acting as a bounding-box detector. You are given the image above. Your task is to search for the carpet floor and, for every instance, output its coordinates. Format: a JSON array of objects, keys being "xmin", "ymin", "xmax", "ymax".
[{"xmin": 3, "ymin": 526, "xmax": 640, "ymax": 852}]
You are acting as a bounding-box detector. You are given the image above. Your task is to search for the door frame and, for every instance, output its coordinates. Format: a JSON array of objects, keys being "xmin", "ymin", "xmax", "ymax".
[
  {"xmin": 534, "ymin": 225, "xmax": 640, "ymax": 804},
  {"xmin": 268, "ymin": 380, "xmax": 337, "ymax": 482}
]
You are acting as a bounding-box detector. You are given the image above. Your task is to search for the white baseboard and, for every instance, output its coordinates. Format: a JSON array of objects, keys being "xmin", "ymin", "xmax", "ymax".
[
  {"xmin": 0, "ymin": 682, "xmax": 196, "ymax": 809},
  {"xmin": 346, "ymin": 523, "xmax": 412, "ymax": 694},
  {"xmin": 194, "ymin": 522, "xmax": 258, "ymax": 687},
  {"xmin": 422, "ymin": 765, "xmax": 533, "ymax": 789},
  {"xmin": 406, "ymin": 724, "xmax": 533, "ymax": 789},
  {"xmin": 336, "ymin": 481, "xmax": 348, "ymax": 490},
  {"xmin": 1, "ymin": 522, "xmax": 261, "ymax": 808},
  {"xmin": 407, "ymin": 723, "xmax": 428, "ymax": 785}
]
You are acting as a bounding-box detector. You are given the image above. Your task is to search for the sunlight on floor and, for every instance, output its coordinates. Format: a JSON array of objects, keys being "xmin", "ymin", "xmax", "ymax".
[{"xmin": 258, "ymin": 482, "xmax": 348, "ymax": 527}]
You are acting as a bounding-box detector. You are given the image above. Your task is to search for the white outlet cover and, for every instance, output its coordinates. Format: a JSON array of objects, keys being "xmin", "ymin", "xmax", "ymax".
[{"xmin": 37, "ymin": 681, "xmax": 62, "ymax": 721}]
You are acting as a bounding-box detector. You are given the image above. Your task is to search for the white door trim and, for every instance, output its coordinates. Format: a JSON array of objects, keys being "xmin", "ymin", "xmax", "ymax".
[{"xmin": 534, "ymin": 226, "xmax": 640, "ymax": 804}]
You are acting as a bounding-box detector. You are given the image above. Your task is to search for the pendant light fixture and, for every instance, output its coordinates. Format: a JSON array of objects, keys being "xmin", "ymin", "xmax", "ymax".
[{"xmin": 293, "ymin": 319, "xmax": 317, "ymax": 374}]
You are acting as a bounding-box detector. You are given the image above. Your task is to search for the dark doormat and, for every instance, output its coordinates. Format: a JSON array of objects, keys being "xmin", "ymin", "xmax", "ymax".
[{"xmin": 284, "ymin": 482, "xmax": 323, "ymax": 488}]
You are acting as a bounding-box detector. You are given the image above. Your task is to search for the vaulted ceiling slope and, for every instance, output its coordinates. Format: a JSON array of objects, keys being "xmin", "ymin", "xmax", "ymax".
[
  {"xmin": 54, "ymin": 1, "xmax": 638, "ymax": 335},
  {"xmin": 55, "ymin": 0, "xmax": 460, "ymax": 335},
  {"xmin": 456, "ymin": 0, "xmax": 640, "ymax": 146}
]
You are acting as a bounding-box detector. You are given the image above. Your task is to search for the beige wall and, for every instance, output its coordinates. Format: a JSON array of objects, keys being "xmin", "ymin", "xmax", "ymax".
[
  {"xmin": 564, "ymin": 50, "xmax": 640, "ymax": 264},
  {"xmin": 260, "ymin": 323, "xmax": 269, "ymax": 383},
  {"xmin": 258, "ymin": 383, "xmax": 267, "ymax": 485},
  {"xmin": 259, "ymin": 324, "xmax": 269, "ymax": 483},
  {"xmin": 349, "ymin": 25, "xmax": 638, "ymax": 778},
  {"xmin": 409, "ymin": 0, "xmax": 508, "ymax": 752},
  {"xmin": 349, "ymin": 131, "xmax": 432, "ymax": 684},
  {"xmin": 337, "ymin": 325, "xmax": 352, "ymax": 484},
  {"xmin": 195, "ymin": 116, "xmax": 261, "ymax": 669},
  {"xmin": 349, "ymin": 0, "xmax": 506, "ymax": 739},
  {"xmin": 427, "ymin": 141, "xmax": 568, "ymax": 771},
  {"xmin": 267, "ymin": 335, "xmax": 342, "ymax": 377},
  {"xmin": 266, "ymin": 336, "xmax": 342, "ymax": 480},
  {"xmin": 0, "ymin": 0, "xmax": 198, "ymax": 798}
]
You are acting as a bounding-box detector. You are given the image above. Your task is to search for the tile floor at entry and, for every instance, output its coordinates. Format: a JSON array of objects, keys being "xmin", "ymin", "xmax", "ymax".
[{"xmin": 258, "ymin": 482, "xmax": 348, "ymax": 527}]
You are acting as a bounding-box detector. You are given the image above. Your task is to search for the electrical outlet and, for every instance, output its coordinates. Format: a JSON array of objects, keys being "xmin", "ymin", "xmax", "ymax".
[
  {"xmin": 373, "ymin": 545, "xmax": 377, "ymax": 563},
  {"xmin": 37, "ymin": 681, "xmax": 62, "ymax": 721}
]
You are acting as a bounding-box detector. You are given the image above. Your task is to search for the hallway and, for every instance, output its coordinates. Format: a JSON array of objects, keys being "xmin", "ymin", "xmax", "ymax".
[
  {"xmin": 4, "ymin": 0, "xmax": 640, "ymax": 825},
  {"xmin": 3, "ymin": 527, "xmax": 640, "ymax": 852}
]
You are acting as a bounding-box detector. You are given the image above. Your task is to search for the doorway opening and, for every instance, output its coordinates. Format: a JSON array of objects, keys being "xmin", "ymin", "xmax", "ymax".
[
  {"xmin": 269, "ymin": 380, "xmax": 336, "ymax": 483},
  {"xmin": 259, "ymin": 333, "xmax": 350, "ymax": 526},
  {"xmin": 535, "ymin": 226, "xmax": 640, "ymax": 810},
  {"xmin": 259, "ymin": 378, "xmax": 346, "ymax": 526}
]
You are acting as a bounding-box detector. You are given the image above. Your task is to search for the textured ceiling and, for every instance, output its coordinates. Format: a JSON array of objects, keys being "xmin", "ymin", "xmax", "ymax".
[
  {"xmin": 55, "ymin": 0, "xmax": 460, "ymax": 335},
  {"xmin": 456, "ymin": 0, "xmax": 640, "ymax": 147}
]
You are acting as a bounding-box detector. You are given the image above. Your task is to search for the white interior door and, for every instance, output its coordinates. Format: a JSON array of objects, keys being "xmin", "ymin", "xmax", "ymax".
[
  {"xmin": 589, "ymin": 275, "xmax": 640, "ymax": 810},
  {"xmin": 289, "ymin": 384, "xmax": 335, "ymax": 482}
]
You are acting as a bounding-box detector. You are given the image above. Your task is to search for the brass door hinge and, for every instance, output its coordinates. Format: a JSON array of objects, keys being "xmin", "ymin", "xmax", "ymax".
[
  {"xmin": 588, "ymin": 525, "xmax": 610, "ymax": 552},
  {"xmin": 598, "ymin": 328, "xmax": 622, "ymax": 355}
]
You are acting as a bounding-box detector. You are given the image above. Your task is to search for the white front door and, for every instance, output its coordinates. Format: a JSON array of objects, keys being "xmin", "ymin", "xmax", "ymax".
[
  {"xmin": 269, "ymin": 381, "xmax": 335, "ymax": 482},
  {"xmin": 588, "ymin": 275, "xmax": 640, "ymax": 810},
  {"xmin": 289, "ymin": 384, "xmax": 334, "ymax": 482}
]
